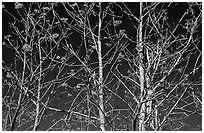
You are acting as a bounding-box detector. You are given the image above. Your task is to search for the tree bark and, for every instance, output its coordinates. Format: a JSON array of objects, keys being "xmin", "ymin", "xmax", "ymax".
[
  {"xmin": 138, "ymin": 2, "xmax": 145, "ymax": 131},
  {"xmin": 11, "ymin": 52, "xmax": 27, "ymax": 130},
  {"xmin": 98, "ymin": 2, "xmax": 105, "ymax": 131},
  {"xmin": 33, "ymin": 40, "xmax": 42, "ymax": 131}
]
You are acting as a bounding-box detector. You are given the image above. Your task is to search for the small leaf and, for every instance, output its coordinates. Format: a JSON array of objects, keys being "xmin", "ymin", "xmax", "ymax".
[
  {"xmin": 15, "ymin": 2, "xmax": 23, "ymax": 9},
  {"xmin": 41, "ymin": 56, "xmax": 46, "ymax": 61},
  {"xmin": 91, "ymin": 45, "xmax": 97, "ymax": 50},
  {"xmin": 91, "ymin": 90, "xmax": 97, "ymax": 95},
  {"xmin": 114, "ymin": 20, "xmax": 122, "ymax": 27},
  {"xmin": 56, "ymin": 55, "xmax": 60, "ymax": 59},
  {"xmin": 119, "ymin": 29, "xmax": 126, "ymax": 36},
  {"xmin": 67, "ymin": 93, "xmax": 72, "ymax": 97},
  {"xmin": 34, "ymin": 9, "xmax": 39, "ymax": 13},
  {"xmin": 61, "ymin": 82, "xmax": 68, "ymax": 87},
  {"xmin": 6, "ymin": 72, "xmax": 12, "ymax": 78},
  {"xmin": 51, "ymin": 33, "xmax": 59, "ymax": 39},
  {"xmin": 43, "ymin": 6, "xmax": 50, "ymax": 10},
  {"xmin": 70, "ymin": 69, "xmax": 75, "ymax": 73},
  {"xmin": 46, "ymin": 20, "xmax": 50, "ymax": 24},
  {"xmin": 22, "ymin": 44, "xmax": 32, "ymax": 52},
  {"xmin": 118, "ymin": 52, "xmax": 124, "ymax": 58},
  {"xmin": 76, "ymin": 83, "xmax": 85, "ymax": 89},
  {"xmin": 4, "ymin": 35, "xmax": 12, "ymax": 40},
  {"xmin": 61, "ymin": 57, "xmax": 66, "ymax": 62},
  {"xmin": 92, "ymin": 10, "xmax": 97, "ymax": 16},
  {"xmin": 55, "ymin": 22, "xmax": 60, "ymax": 25},
  {"xmin": 88, "ymin": 39, "xmax": 94, "ymax": 44},
  {"xmin": 84, "ymin": 110, "xmax": 87, "ymax": 113},
  {"xmin": 70, "ymin": 3, "xmax": 77, "ymax": 7},
  {"xmin": 88, "ymin": 49, "xmax": 94, "ymax": 54},
  {"xmin": 61, "ymin": 17, "xmax": 68, "ymax": 23}
]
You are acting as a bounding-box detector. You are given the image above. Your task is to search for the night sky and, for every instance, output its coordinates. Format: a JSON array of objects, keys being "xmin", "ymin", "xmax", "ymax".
[{"xmin": 2, "ymin": 2, "xmax": 202, "ymax": 131}]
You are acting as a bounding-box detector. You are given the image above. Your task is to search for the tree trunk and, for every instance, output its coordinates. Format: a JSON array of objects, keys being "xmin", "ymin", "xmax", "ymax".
[
  {"xmin": 11, "ymin": 52, "xmax": 27, "ymax": 130},
  {"xmin": 98, "ymin": 2, "xmax": 105, "ymax": 131},
  {"xmin": 33, "ymin": 41, "xmax": 42, "ymax": 131},
  {"xmin": 138, "ymin": 2, "xmax": 145, "ymax": 131}
]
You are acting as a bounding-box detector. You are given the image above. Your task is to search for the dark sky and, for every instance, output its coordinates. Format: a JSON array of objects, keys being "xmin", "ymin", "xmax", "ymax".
[{"xmin": 2, "ymin": 2, "xmax": 202, "ymax": 131}]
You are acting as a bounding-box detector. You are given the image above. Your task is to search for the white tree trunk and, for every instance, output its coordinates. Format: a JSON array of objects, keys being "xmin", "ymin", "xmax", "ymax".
[
  {"xmin": 138, "ymin": 2, "xmax": 145, "ymax": 131},
  {"xmin": 98, "ymin": 2, "xmax": 105, "ymax": 131},
  {"xmin": 33, "ymin": 41, "xmax": 42, "ymax": 131}
]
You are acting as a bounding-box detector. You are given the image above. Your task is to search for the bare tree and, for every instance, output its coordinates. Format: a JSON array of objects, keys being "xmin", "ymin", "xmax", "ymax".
[
  {"xmin": 2, "ymin": 2, "xmax": 201, "ymax": 131},
  {"xmin": 114, "ymin": 2, "xmax": 202, "ymax": 131}
]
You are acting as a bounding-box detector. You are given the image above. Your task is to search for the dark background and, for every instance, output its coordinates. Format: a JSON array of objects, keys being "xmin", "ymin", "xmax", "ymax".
[{"xmin": 2, "ymin": 2, "xmax": 202, "ymax": 131}]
